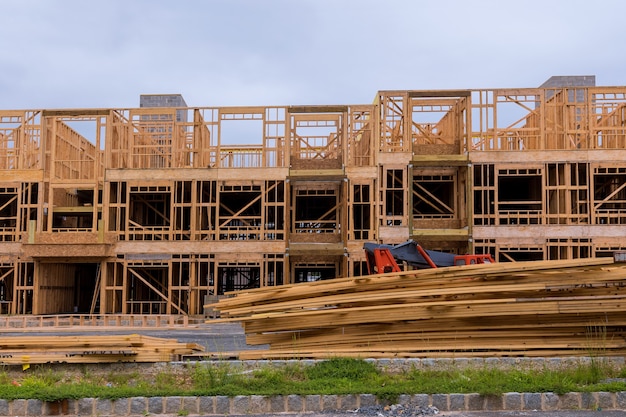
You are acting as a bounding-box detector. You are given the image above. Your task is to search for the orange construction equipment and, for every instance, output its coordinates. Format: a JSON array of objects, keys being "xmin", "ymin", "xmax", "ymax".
[
  {"xmin": 365, "ymin": 247, "xmax": 403, "ymax": 274},
  {"xmin": 364, "ymin": 240, "xmax": 495, "ymax": 274},
  {"xmin": 453, "ymin": 254, "xmax": 495, "ymax": 266}
]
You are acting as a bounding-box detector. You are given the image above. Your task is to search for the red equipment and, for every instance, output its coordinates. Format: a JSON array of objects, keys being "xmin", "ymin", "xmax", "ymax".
[
  {"xmin": 453, "ymin": 254, "xmax": 495, "ymax": 266},
  {"xmin": 364, "ymin": 240, "xmax": 495, "ymax": 275},
  {"xmin": 365, "ymin": 248, "xmax": 403, "ymax": 274}
]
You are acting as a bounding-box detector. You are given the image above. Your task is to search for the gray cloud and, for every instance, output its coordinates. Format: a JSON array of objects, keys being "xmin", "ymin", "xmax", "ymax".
[{"xmin": 0, "ymin": 0, "xmax": 624, "ymax": 110}]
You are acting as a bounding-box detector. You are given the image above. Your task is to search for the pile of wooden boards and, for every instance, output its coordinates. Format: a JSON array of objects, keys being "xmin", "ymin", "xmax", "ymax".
[
  {"xmin": 210, "ymin": 257, "xmax": 626, "ymax": 359},
  {"xmin": 0, "ymin": 335, "xmax": 205, "ymax": 365}
]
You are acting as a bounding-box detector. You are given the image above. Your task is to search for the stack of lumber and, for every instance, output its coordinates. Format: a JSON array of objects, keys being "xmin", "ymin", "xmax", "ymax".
[
  {"xmin": 0, "ymin": 335, "xmax": 205, "ymax": 365},
  {"xmin": 210, "ymin": 258, "xmax": 626, "ymax": 359}
]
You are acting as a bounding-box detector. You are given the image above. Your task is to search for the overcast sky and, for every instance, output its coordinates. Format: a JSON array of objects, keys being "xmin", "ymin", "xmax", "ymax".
[{"xmin": 1, "ymin": 0, "xmax": 625, "ymax": 110}]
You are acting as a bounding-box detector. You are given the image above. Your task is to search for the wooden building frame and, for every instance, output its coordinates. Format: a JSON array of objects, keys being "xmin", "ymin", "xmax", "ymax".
[{"xmin": 0, "ymin": 84, "xmax": 625, "ymax": 316}]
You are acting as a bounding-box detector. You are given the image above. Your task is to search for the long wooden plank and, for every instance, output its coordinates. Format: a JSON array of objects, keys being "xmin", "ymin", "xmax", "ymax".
[
  {"xmin": 0, "ymin": 335, "xmax": 205, "ymax": 365},
  {"xmin": 239, "ymin": 295, "xmax": 626, "ymax": 333},
  {"xmin": 212, "ymin": 258, "xmax": 626, "ymax": 359},
  {"xmin": 223, "ymin": 271, "xmax": 626, "ymax": 317},
  {"xmin": 261, "ymin": 337, "xmax": 626, "ymax": 352},
  {"xmin": 239, "ymin": 346, "xmax": 626, "ymax": 360},
  {"xmin": 248, "ymin": 321, "xmax": 626, "ymax": 347},
  {"xmin": 211, "ymin": 258, "xmax": 617, "ymax": 314},
  {"xmin": 213, "ymin": 268, "xmax": 626, "ymax": 315}
]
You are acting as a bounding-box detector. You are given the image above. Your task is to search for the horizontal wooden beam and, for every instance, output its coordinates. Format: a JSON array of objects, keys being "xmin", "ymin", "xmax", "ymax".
[
  {"xmin": 288, "ymin": 106, "xmax": 348, "ymax": 113},
  {"xmin": 411, "ymin": 228, "xmax": 469, "ymax": 241},
  {"xmin": 42, "ymin": 109, "xmax": 110, "ymax": 117},
  {"xmin": 411, "ymin": 154, "xmax": 469, "ymax": 166},
  {"xmin": 408, "ymin": 90, "xmax": 471, "ymax": 98}
]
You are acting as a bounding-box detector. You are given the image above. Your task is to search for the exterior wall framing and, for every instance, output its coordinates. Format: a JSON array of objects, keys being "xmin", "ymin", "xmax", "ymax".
[{"xmin": 0, "ymin": 83, "xmax": 625, "ymax": 316}]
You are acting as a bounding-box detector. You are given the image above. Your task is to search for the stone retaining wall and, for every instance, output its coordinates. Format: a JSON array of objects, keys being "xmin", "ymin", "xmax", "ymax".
[
  {"xmin": 2, "ymin": 357, "xmax": 625, "ymax": 416},
  {"xmin": 4, "ymin": 356, "xmax": 624, "ymax": 381},
  {"xmin": 1, "ymin": 392, "xmax": 625, "ymax": 416}
]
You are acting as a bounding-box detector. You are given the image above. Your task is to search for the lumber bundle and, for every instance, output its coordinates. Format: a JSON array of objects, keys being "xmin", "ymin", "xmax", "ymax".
[
  {"xmin": 0, "ymin": 335, "xmax": 205, "ymax": 365},
  {"xmin": 209, "ymin": 258, "xmax": 626, "ymax": 359}
]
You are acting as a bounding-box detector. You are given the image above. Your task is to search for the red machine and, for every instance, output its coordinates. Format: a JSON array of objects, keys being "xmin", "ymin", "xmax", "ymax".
[{"xmin": 364, "ymin": 240, "xmax": 495, "ymax": 275}]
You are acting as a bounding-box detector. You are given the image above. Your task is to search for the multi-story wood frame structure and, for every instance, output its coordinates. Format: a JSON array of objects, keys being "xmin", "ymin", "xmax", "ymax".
[{"xmin": 1, "ymin": 82, "xmax": 625, "ymax": 316}]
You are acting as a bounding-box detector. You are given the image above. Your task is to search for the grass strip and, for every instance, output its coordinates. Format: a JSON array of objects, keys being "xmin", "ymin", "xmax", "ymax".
[{"xmin": 0, "ymin": 357, "xmax": 625, "ymax": 402}]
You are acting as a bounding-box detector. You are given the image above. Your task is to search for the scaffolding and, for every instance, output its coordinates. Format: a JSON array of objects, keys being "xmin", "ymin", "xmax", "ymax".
[{"xmin": 1, "ymin": 83, "xmax": 626, "ymax": 316}]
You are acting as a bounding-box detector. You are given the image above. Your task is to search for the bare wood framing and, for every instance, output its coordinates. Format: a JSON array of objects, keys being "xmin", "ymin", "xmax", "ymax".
[{"xmin": 0, "ymin": 84, "xmax": 624, "ymax": 317}]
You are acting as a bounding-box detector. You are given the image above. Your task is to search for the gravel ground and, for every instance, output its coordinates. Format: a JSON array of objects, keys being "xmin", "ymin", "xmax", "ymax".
[
  {"xmin": 348, "ymin": 404, "xmax": 441, "ymax": 416},
  {"xmin": 212, "ymin": 411, "xmax": 626, "ymax": 417},
  {"xmin": 319, "ymin": 412, "xmax": 626, "ymax": 417}
]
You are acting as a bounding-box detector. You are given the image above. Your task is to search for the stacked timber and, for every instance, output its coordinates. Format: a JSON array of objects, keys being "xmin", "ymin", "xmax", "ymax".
[
  {"xmin": 210, "ymin": 258, "xmax": 626, "ymax": 359},
  {"xmin": 0, "ymin": 335, "xmax": 204, "ymax": 365}
]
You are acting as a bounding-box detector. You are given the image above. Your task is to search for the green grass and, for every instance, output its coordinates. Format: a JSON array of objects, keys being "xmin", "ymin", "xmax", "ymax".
[{"xmin": 0, "ymin": 357, "xmax": 624, "ymax": 402}]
